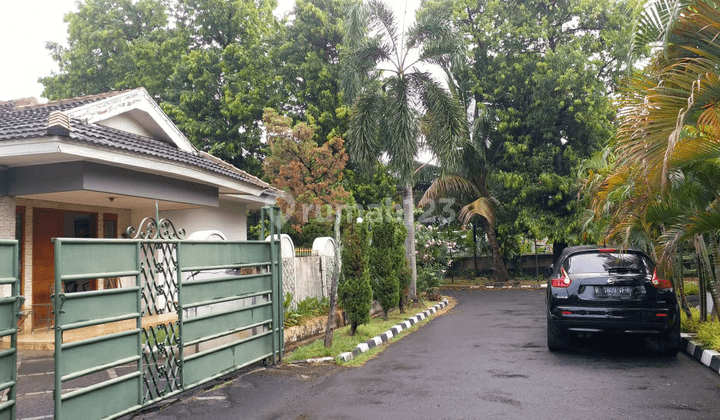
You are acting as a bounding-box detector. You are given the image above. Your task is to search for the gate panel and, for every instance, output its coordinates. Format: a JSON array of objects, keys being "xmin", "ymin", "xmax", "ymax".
[
  {"xmin": 61, "ymin": 373, "xmax": 142, "ymax": 420},
  {"xmin": 181, "ymin": 273, "xmax": 272, "ymax": 306},
  {"xmin": 51, "ymin": 207, "xmax": 283, "ymax": 419},
  {"xmin": 183, "ymin": 332, "xmax": 274, "ymax": 386},
  {"xmin": 53, "ymin": 239, "xmax": 142, "ymax": 420},
  {"xmin": 0, "ymin": 240, "xmax": 19, "ymax": 420}
]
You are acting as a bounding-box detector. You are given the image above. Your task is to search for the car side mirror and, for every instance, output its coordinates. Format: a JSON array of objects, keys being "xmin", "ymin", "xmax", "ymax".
[{"xmin": 547, "ymin": 264, "xmax": 554, "ymax": 275}]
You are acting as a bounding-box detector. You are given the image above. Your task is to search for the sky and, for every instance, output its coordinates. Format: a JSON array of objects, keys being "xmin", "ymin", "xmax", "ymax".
[{"xmin": 0, "ymin": 0, "xmax": 422, "ymax": 102}]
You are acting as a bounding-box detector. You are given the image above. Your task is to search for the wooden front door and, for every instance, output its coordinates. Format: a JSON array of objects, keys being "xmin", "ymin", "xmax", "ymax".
[{"xmin": 32, "ymin": 209, "xmax": 64, "ymax": 328}]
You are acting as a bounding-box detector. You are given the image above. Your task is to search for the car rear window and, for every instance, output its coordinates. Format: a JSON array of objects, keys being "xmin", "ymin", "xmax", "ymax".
[{"xmin": 564, "ymin": 252, "xmax": 652, "ymax": 275}]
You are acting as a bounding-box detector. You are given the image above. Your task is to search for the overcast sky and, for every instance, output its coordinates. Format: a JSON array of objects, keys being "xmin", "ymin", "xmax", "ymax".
[{"xmin": 0, "ymin": 0, "xmax": 421, "ymax": 102}]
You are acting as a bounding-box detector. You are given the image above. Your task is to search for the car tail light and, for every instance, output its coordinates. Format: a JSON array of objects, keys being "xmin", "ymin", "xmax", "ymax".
[
  {"xmin": 598, "ymin": 248, "xmax": 616, "ymax": 253},
  {"xmin": 551, "ymin": 267, "xmax": 571, "ymax": 288},
  {"xmin": 651, "ymin": 270, "xmax": 673, "ymax": 289}
]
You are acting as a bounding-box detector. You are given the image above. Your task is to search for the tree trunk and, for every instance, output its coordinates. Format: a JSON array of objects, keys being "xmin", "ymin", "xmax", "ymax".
[
  {"xmin": 403, "ymin": 184, "xmax": 418, "ymax": 301},
  {"xmin": 553, "ymin": 241, "xmax": 568, "ymax": 266},
  {"xmin": 324, "ymin": 209, "xmax": 342, "ymax": 348},
  {"xmin": 675, "ymin": 248, "xmax": 692, "ymax": 319},
  {"xmin": 694, "ymin": 235, "xmax": 720, "ymax": 320},
  {"xmin": 473, "ymin": 222, "xmax": 479, "ymax": 276},
  {"xmin": 707, "ymin": 232, "xmax": 720, "ymax": 320},
  {"xmin": 484, "ymin": 221, "xmax": 509, "ymax": 282}
]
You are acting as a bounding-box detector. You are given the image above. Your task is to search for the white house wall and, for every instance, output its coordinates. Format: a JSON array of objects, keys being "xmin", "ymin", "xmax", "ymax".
[
  {"xmin": 157, "ymin": 200, "xmax": 248, "ymax": 241},
  {"xmin": 97, "ymin": 112, "xmax": 155, "ymax": 139}
]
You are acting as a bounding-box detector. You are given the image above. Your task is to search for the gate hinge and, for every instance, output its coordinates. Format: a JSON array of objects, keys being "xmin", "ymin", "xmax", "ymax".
[{"xmin": 15, "ymin": 295, "xmax": 25, "ymax": 315}]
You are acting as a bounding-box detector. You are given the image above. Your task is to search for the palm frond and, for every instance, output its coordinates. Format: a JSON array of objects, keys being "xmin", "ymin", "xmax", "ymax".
[
  {"xmin": 367, "ymin": 0, "xmax": 399, "ymax": 59},
  {"xmin": 418, "ymin": 175, "xmax": 481, "ymax": 208},
  {"xmin": 409, "ymin": 71, "xmax": 468, "ymax": 172},
  {"xmin": 381, "ymin": 75, "xmax": 420, "ymax": 182},
  {"xmin": 458, "ymin": 197, "xmax": 497, "ymax": 226},
  {"xmin": 347, "ymin": 89, "xmax": 384, "ymax": 174}
]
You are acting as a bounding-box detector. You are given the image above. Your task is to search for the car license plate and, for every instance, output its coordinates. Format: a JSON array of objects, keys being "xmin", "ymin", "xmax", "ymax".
[{"xmin": 594, "ymin": 286, "xmax": 632, "ymax": 297}]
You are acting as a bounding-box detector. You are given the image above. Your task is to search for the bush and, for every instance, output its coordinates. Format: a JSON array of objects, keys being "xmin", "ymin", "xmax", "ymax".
[
  {"xmin": 682, "ymin": 282, "xmax": 699, "ymax": 296},
  {"xmin": 338, "ymin": 220, "xmax": 373, "ymax": 335},
  {"xmin": 367, "ymin": 208, "xmax": 409, "ymax": 318},
  {"xmin": 283, "ymin": 294, "xmax": 330, "ymax": 327},
  {"xmin": 415, "ymin": 224, "xmax": 453, "ymax": 293},
  {"xmin": 697, "ymin": 318, "xmax": 720, "ymax": 351},
  {"xmin": 681, "ymin": 307, "xmax": 701, "ymax": 333}
]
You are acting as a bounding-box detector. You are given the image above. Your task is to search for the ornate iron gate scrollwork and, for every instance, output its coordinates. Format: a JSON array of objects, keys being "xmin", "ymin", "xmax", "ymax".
[{"xmin": 128, "ymin": 216, "xmax": 185, "ymax": 402}]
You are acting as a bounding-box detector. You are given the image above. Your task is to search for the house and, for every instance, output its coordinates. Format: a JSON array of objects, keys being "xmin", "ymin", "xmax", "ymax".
[{"xmin": 0, "ymin": 88, "xmax": 280, "ymax": 331}]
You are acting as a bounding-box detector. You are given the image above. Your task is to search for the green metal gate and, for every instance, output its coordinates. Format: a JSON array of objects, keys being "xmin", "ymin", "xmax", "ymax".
[
  {"xmin": 52, "ymin": 207, "xmax": 283, "ymax": 420},
  {"xmin": 0, "ymin": 240, "xmax": 19, "ymax": 420}
]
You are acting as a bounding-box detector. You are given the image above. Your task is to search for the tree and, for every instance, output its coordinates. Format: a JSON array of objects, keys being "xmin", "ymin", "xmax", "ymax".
[
  {"xmin": 343, "ymin": 0, "xmax": 467, "ymax": 300},
  {"xmin": 368, "ymin": 208, "xmax": 408, "ymax": 319},
  {"xmin": 585, "ymin": 0, "xmax": 720, "ymax": 319},
  {"xmin": 337, "ymin": 219, "xmax": 373, "ymax": 335},
  {"xmin": 40, "ymin": 0, "xmax": 170, "ymax": 99},
  {"xmin": 275, "ymin": 0, "xmax": 360, "ymax": 143},
  {"xmin": 263, "ymin": 108, "xmax": 352, "ymax": 235},
  {"xmin": 40, "ymin": 0, "xmax": 283, "ymax": 176},
  {"xmin": 415, "ymin": 4, "xmax": 509, "ymax": 281},
  {"xmin": 428, "ymin": 0, "xmax": 637, "ymax": 259}
]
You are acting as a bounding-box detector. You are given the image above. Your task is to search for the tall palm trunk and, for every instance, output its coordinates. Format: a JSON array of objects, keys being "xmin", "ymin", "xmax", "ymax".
[
  {"xmin": 674, "ymin": 248, "xmax": 692, "ymax": 319},
  {"xmin": 403, "ymin": 184, "xmax": 418, "ymax": 301},
  {"xmin": 694, "ymin": 234, "xmax": 720, "ymax": 320},
  {"xmin": 484, "ymin": 220, "xmax": 508, "ymax": 282}
]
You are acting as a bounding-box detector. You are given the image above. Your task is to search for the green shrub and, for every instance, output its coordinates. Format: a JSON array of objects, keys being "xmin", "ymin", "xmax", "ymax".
[
  {"xmin": 697, "ymin": 318, "xmax": 720, "ymax": 352},
  {"xmin": 283, "ymin": 293, "xmax": 330, "ymax": 327},
  {"xmin": 338, "ymin": 220, "xmax": 373, "ymax": 336},
  {"xmin": 682, "ymin": 282, "xmax": 699, "ymax": 296},
  {"xmin": 681, "ymin": 307, "xmax": 701, "ymax": 333},
  {"xmin": 368, "ymin": 209, "xmax": 409, "ymax": 319}
]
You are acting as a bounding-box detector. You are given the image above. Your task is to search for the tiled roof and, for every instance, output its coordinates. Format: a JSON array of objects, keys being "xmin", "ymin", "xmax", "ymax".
[{"xmin": 0, "ymin": 92, "xmax": 275, "ymax": 192}]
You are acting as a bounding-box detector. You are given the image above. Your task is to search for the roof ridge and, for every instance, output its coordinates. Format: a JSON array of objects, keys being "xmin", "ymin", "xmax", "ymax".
[{"xmin": 14, "ymin": 88, "xmax": 141, "ymax": 111}]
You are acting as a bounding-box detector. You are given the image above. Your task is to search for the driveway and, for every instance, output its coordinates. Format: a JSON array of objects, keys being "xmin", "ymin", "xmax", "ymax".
[{"xmin": 129, "ymin": 289, "xmax": 720, "ymax": 419}]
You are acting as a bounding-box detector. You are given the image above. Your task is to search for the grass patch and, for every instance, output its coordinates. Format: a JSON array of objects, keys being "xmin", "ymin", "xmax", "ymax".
[{"xmin": 285, "ymin": 300, "xmax": 443, "ymax": 366}]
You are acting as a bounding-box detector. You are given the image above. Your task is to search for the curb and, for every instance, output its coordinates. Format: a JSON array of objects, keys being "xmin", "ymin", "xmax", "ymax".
[
  {"xmin": 440, "ymin": 284, "xmax": 547, "ymax": 290},
  {"xmin": 336, "ymin": 299, "xmax": 449, "ymax": 363},
  {"xmin": 681, "ymin": 333, "xmax": 720, "ymax": 373}
]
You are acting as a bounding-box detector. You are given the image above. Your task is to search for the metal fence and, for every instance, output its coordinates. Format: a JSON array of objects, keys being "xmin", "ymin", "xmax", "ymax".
[
  {"xmin": 0, "ymin": 240, "xmax": 19, "ymax": 420},
  {"xmin": 49, "ymin": 207, "xmax": 283, "ymax": 420}
]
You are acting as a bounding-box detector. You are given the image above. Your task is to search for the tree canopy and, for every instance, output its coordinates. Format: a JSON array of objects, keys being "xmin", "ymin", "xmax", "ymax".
[
  {"xmin": 41, "ymin": 0, "xmax": 282, "ymax": 175},
  {"xmin": 418, "ymin": 0, "xmax": 639, "ymax": 255}
]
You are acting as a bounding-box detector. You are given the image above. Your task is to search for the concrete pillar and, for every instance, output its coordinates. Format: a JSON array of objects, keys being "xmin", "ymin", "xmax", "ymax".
[
  {"xmin": 0, "ymin": 196, "xmax": 15, "ymax": 299},
  {"xmin": 0, "ymin": 196, "xmax": 16, "ymax": 239}
]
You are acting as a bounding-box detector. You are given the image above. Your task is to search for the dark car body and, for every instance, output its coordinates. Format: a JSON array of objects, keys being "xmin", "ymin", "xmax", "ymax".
[{"xmin": 545, "ymin": 246, "xmax": 680, "ymax": 354}]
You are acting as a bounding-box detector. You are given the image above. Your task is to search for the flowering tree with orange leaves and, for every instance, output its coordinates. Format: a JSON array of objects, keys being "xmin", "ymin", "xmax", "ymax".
[{"xmin": 263, "ymin": 108, "xmax": 352, "ymax": 234}]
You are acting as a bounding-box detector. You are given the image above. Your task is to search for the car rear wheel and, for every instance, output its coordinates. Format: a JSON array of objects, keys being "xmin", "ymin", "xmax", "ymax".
[
  {"xmin": 656, "ymin": 320, "xmax": 681, "ymax": 356},
  {"xmin": 547, "ymin": 316, "xmax": 567, "ymax": 351}
]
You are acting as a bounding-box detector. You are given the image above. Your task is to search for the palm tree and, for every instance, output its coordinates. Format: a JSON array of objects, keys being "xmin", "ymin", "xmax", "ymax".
[
  {"xmin": 586, "ymin": 0, "xmax": 720, "ymax": 318},
  {"xmin": 342, "ymin": 0, "xmax": 466, "ymax": 300},
  {"xmin": 419, "ymin": 113, "xmax": 510, "ymax": 282}
]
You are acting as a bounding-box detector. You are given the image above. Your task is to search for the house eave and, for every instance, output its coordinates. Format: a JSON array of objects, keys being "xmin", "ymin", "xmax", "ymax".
[{"xmin": 0, "ymin": 136, "xmax": 269, "ymax": 198}]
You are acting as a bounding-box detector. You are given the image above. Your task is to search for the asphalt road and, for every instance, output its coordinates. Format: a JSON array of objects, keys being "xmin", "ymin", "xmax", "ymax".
[{"xmin": 129, "ymin": 289, "xmax": 720, "ymax": 419}]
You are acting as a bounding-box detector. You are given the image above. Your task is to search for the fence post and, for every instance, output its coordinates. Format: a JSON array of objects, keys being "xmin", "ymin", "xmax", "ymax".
[
  {"xmin": 266, "ymin": 207, "xmax": 277, "ymax": 365},
  {"xmin": 136, "ymin": 240, "xmax": 143, "ymax": 407},
  {"xmin": 176, "ymin": 241, "xmax": 184, "ymax": 390},
  {"xmin": 53, "ymin": 239, "xmax": 62, "ymax": 420}
]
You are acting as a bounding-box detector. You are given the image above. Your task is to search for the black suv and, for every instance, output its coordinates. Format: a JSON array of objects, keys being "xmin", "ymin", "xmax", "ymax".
[{"xmin": 546, "ymin": 246, "xmax": 680, "ymax": 354}]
